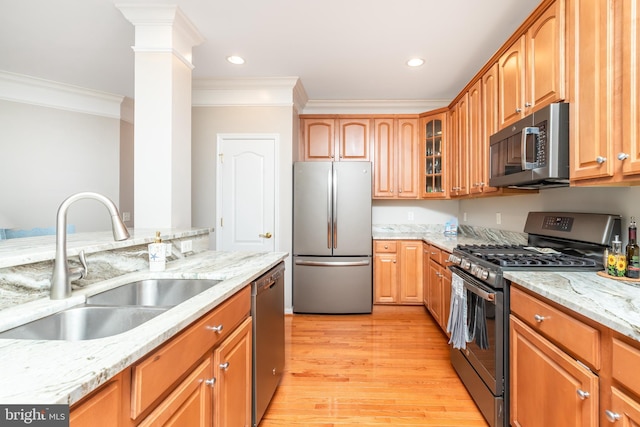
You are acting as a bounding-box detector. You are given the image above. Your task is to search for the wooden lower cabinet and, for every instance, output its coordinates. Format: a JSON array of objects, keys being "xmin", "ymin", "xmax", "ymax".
[
  {"xmin": 70, "ymin": 374, "xmax": 125, "ymax": 427},
  {"xmin": 424, "ymin": 245, "xmax": 451, "ymax": 334},
  {"xmin": 510, "ymin": 315, "xmax": 599, "ymax": 427},
  {"xmin": 373, "ymin": 240, "xmax": 422, "ymax": 305},
  {"xmin": 213, "ymin": 317, "xmax": 252, "ymax": 427},
  {"xmin": 138, "ymin": 358, "xmax": 213, "ymax": 427},
  {"xmin": 510, "ymin": 284, "xmax": 640, "ymax": 427},
  {"xmin": 69, "ymin": 286, "xmax": 252, "ymax": 427}
]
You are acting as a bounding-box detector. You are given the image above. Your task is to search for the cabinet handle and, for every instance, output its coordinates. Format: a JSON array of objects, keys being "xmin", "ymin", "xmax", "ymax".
[
  {"xmin": 618, "ymin": 152, "xmax": 630, "ymax": 161},
  {"xmin": 393, "ymin": 260, "xmax": 396, "ymax": 263},
  {"xmin": 525, "ymin": 102, "xmax": 532, "ymax": 108},
  {"xmin": 576, "ymin": 389, "xmax": 590, "ymax": 400},
  {"xmin": 399, "ymin": 189, "xmax": 403, "ymax": 193},
  {"xmin": 533, "ymin": 314, "xmax": 546, "ymax": 323},
  {"xmin": 206, "ymin": 324, "xmax": 224, "ymax": 333},
  {"xmin": 219, "ymin": 362, "xmax": 230, "ymax": 371},
  {"xmin": 384, "ymin": 245, "xmax": 389, "ymax": 249},
  {"xmin": 605, "ymin": 410, "xmax": 621, "ymax": 422},
  {"xmin": 596, "ymin": 156, "xmax": 607, "ymax": 164},
  {"xmin": 203, "ymin": 378, "xmax": 216, "ymax": 387},
  {"xmin": 516, "ymin": 107, "xmax": 522, "ymax": 113}
]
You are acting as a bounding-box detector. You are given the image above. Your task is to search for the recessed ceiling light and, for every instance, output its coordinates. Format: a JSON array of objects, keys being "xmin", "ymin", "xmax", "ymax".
[
  {"xmin": 227, "ymin": 55, "xmax": 245, "ymax": 65},
  {"xmin": 407, "ymin": 58, "xmax": 425, "ymax": 67}
]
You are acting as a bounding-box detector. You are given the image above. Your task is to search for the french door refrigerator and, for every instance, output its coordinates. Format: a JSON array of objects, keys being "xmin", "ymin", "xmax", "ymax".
[{"xmin": 293, "ymin": 161, "xmax": 372, "ymax": 314}]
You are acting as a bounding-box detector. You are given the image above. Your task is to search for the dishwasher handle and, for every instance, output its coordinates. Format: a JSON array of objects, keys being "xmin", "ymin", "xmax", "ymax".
[{"xmin": 254, "ymin": 264, "xmax": 284, "ymax": 294}]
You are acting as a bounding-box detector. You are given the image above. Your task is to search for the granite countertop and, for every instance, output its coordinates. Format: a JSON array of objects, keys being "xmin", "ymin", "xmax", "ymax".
[
  {"xmin": 0, "ymin": 250, "xmax": 288, "ymax": 405},
  {"xmin": 373, "ymin": 224, "xmax": 640, "ymax": 343}
]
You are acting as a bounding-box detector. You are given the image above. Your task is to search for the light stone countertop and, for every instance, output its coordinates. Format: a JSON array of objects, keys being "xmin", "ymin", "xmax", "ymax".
[
  {"xmin": 373, "ymin": 224, "xmax": 640, "ymax": 343},
  {"xmin": 0, "ymin": 250, "xmax": 288, "ymax": 405}
]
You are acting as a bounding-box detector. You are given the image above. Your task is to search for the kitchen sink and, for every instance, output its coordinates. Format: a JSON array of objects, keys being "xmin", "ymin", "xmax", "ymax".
[
  {"xmin": 0, "ymin": 306, "xmax": 167, "ymax": 341},
  {"xmin": 86, "ymin": 278, "xmax": 222, "ymax": 307}
]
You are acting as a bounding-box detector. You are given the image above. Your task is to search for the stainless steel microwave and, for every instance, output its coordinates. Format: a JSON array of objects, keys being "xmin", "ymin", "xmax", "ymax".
[{"xmin": 489, "ymin": 102, "xmax": 569, "ymax": 189}]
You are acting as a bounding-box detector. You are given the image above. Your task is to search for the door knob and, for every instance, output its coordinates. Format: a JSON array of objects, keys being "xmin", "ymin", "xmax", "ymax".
[{"xmin": 259, "ymin": 232, "xmax": 272, "ymax": 239}]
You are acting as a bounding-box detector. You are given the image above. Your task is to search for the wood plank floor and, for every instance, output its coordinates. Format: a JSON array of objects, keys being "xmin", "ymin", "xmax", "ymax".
[{"xmin": 260, "ymin": 305, "xmax": 489, "ymax": 427}]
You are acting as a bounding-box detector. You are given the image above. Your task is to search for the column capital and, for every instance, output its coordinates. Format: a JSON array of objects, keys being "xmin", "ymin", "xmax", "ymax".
[{"xmin": 116, "ymin": 4, "xmax": 204, "ymax": 66}]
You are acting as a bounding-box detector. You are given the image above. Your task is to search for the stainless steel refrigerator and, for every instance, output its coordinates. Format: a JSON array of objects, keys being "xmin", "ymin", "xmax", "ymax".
[{"xmin": 293, "ymin": 161, "xmax": 372, "ymax": 314}]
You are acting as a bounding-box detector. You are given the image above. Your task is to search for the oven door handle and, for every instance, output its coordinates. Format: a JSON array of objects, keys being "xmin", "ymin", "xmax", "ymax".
[
  {"xmin": 464, "ymin": 282, "xmax": 496, "ymax": 302},
  {"xmin": 450, "ymin": 266, "xmax": 497, "ymax": 302}
]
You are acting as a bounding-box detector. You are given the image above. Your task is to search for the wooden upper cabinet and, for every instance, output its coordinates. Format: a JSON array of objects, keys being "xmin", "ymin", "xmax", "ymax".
[
  {"xmin": 481, "ymin": 63, "xmax": 500, "ymax": 194},
  {"xmin": 373, "ymin": 117, "xmax": 419, "ymax": 199},
  {"xmin": 338, "ymin": 118, "xmax": 371, "ymax": 161},
  {"xmin": 467, "ymin": 79, "xmax": 484, "ymax": 195},
  {"xmin": 396, "ymin": 118, "xmax": 419, "ymax": 198},
  {"xmin": 499, "ymin": 0, "xmax": 565, "ymax": 129},
  {"xmin": 567, "ymin": 0, "xmax": 616, "ymax": 182},
  {"xmin": 450, "ymin": 93, "xmax": 469, "ymax": 197},
  {"xmin": 373, "ymin": 118, "xmax": 395, "ymax": 197},
  {"xmin": 421, "ymin": 111, "xmax": 447, "ymax": 198},
  {"xmin": 499, "ymin": 36, "xmax": 526, "ymax": 128},
  {"xmin": 300, "ymin": 117, "xmax": 370, "ymax": 161},
  {"xmin": 301, "ymin": 118, "xmax": 335, "ymax": 161},
  {"xmin": 620, "ymin": 0, "xmax": 640, "ymax": 178}
]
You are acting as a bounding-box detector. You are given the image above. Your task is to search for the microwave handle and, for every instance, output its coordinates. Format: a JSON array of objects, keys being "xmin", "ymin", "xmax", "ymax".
[{"xmin": 521, "ymin": 126, "xmax": 540, "ymax": 170}]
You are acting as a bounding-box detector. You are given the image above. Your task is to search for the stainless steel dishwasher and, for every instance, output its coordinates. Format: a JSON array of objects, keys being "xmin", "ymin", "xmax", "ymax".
[{"xmin": 251, "ymin": 261, "xmax": 285, "ymax": 426}]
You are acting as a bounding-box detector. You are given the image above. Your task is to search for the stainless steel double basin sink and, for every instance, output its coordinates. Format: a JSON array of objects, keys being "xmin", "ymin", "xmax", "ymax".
[{"xmin": 0, "ymin": 279, "xmax": 222, "ymax": 341}]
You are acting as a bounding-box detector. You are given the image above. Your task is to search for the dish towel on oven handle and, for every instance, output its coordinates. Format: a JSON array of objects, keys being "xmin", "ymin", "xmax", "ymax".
[{"xmin": 447, "ymin": 272, "xmax": 468, "ymax": 349}]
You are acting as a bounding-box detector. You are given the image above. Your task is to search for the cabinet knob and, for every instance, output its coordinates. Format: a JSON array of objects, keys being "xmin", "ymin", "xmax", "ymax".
[
  {"xmin": 384, "ymin": 245, "xmax": 388, "ymax": 249},
  {"xmin": 617, "ymin": 152, "xmax": 630, "ymax": 161},
  {"xmin": 219, "ymin": 362, "xmax": 230, "ymax": 371},
  {"xmin": 393, "ymin": 260, "xmax": 396, "ymax": 263},
  {"xmin": 203, "ymin": 378, "xmax": 216, "ymax": 387},
  {"xmin": 206, "ymin": 324, "xmax": 224, "ymax": 333},
  {"xmin": 399, "ymin": 189, "xmax": 403, "ymax": 193},
  {"xmin": 525, "ymin": 102, "xmax": 532, "ymax": 108},
  {"xmin": 605, "ymin": 410, "xmax": 621, "ymax": 422},
  {"xmin": 516, "ymin": 107, "xmax": 522, "ymax": 113},
  {"xmin": 576, "ymin": 389, "xmax": 590, "ymax": 400},
  {"xmin": 596, "ymin": 156, "xmax": 607, "ymax": 164},
  {"xmin": 533, "ymin": 314, "xmax": 546, "ymax": 323}
]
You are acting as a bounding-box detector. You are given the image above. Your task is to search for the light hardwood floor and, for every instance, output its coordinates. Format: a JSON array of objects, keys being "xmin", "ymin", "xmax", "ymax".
[{"xmin": 260, "ymin": 305, "xmax": 489, "ymax": 427}]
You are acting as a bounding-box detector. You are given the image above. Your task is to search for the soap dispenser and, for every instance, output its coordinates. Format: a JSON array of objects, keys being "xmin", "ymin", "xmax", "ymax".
[{"xmin": 148, "ymin": 231, "xmax": 166, "ymax": 272}]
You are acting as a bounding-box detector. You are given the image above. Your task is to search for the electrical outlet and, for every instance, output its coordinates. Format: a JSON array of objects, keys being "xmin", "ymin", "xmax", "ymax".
[
  {"xmin": 122, "ymin": 212, "xmax": 130, "ymax": 221},
  {"xmin": 180, "ymin": 240, "xmax": 193, "ymax": 254},
  {"xmin": 496, "ymin": 212, "xmax": 502, "ymax": 225},
  {"xmin": 463, "ymin": 212, "xmax": 468, "ymax": 222},
  {"xmin": 408, "ymin": 211, "xmax": 414, "ymax": 221}
]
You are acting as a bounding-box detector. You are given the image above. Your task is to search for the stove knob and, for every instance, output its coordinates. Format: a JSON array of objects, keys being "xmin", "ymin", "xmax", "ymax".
[
  {"xmin": 448, "ymin": 254, "xmax": 461, "ymax": 265},
  {"xmin": 479, "ymin": 269, "xmax": 489, "ymax": 280},
  {"xmin": 461, "ymin": 259, "xmax": 471, "ymax": 270}
]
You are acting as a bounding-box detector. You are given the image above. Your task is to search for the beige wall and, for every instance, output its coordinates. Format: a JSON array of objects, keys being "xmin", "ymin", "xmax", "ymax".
[
  {"xmin": 0, "ymin": 99, "xmax": 121, "ymax": 232},
  {"xmin": 191, "ymin": 105, "xmax": 295, "ymax": 308}
]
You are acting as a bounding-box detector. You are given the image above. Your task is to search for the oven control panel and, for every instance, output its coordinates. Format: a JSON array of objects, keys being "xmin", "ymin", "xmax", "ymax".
[{"xmin": 542, "ymin": 215, "xmax": 574, "ymax": 232}]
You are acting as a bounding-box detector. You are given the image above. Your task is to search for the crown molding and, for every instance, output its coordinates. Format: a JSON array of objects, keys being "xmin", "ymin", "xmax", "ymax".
[
  {"xmin": 0, "ymin": 71, "xmax": 125, "ymax": 119},
  {"xmin": 192, "ymin": 77, "xmax": 304, "ymax": 108},
  {"xmin": 301, "ymin": 99, "xmax": 450, "ymax": 115}
]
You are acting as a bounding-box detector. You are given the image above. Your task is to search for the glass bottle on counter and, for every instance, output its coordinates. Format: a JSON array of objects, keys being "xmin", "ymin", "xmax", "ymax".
[
  {"xmin": 627, "ymin": 217, "xmax": 640, "ymax": 278},
  {"xmin": 610, "ymin": 235, "xmax": 626, "ymax": 277}
]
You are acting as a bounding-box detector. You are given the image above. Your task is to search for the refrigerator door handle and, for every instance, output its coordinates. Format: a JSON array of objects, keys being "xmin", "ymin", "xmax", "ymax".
[
  {"xmin": 294, "ymin": 259, "xmax": 371, "ymax": 267},
  {"xmin": 333, "ymin": 167, "xmax": 338, "ymax": 249},
  {"xmin": 327, "ymin": 168, "xmax": 332, "ymax": 249}
]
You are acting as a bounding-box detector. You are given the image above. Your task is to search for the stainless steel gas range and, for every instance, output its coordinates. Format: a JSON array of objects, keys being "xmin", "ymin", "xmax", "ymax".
[{"xmin": 447, "ymin": 211, "xmax": 621, "ymax": 427}]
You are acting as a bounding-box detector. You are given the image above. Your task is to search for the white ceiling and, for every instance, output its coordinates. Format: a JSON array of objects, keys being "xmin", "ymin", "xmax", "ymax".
[{"xmin": 0, "ymin": 0, "xmax": 541, "ymax": 103}]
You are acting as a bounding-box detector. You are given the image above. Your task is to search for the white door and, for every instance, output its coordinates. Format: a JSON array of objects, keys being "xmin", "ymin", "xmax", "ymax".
[{"xmin": 216, "ymin": 135, "xmax": 278, "ymax": 252}]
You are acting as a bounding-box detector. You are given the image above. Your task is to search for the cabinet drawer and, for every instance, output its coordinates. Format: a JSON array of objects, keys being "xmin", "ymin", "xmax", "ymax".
[
  {"xmin": 131, "ymin": 286, "xmax": 251, "ymax": 419},
  {"xmin": 428, "ymin": 246, "xmax": 442, "ymax": 265},
  {"xmin": 374, "ymin": 240, "xmax": 397, "ymax": 253},
  {"xmin": 510, "ymin": 286, "xmax": 600, "ymax": 370},
  {"xmin": 612, "ymin": 337, "xmax": 640, "ymax": 397}
]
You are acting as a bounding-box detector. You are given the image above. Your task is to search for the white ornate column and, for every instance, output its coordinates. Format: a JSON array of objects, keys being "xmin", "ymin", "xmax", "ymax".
[{"xmin": 117, "ymin": 4, "xmax": 204, "ymax": 229}]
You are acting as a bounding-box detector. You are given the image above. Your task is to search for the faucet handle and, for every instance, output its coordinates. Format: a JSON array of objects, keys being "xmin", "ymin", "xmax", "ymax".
[{"xmin": 69, "ymin": 250, "xmax": 88, "ymax": 281}]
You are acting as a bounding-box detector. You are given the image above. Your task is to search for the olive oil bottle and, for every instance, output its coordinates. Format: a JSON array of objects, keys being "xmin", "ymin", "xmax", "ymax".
[{"xmin": 626, "ymin": 217, "xmax": 640, "ymax": 278}]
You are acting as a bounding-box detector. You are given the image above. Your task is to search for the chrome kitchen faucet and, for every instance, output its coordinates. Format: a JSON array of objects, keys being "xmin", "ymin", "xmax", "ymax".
[{"xmin": 50, "ymin": 192, "xmax": 130, "ymax": 299}]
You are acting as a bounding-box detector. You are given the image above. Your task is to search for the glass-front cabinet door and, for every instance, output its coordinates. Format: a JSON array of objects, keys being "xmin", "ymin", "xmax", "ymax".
[{"xmin": 421, "ymin": 110, "xmax": 448, "ymax": 198}]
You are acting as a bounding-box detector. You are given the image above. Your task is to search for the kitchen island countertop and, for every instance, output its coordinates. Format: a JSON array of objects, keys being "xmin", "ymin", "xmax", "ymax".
[{"xmin": 0, "ymin": 250, "xmax": 288, "ymax": 405}]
